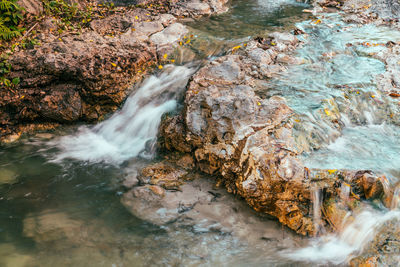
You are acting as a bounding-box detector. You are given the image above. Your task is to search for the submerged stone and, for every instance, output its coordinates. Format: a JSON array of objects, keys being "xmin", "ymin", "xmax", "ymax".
[{"xmin": 0, "ymin": 168, "xmax": 18, "ymax": 185}]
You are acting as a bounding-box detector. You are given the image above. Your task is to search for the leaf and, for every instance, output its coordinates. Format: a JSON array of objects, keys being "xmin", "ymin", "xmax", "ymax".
[
  {"xmin": 3, "ymin": 78, "xmax": 11, "ymax": 87},
  {"xmin": 11, "ymin": 77, "xmax": 19, "ymax": 85},
  {"xmin": 327, "ymin": 169, "xmax": 337, "ymax": 175},
  {"xmin": 324, "ymin": 108, "xmax": 331, "ymax": 116}
]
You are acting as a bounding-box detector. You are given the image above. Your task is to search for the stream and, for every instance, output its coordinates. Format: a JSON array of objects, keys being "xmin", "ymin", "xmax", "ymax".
[{"xmin": 1, "ymin": 0, "xmax": 400, "ymax": 266}]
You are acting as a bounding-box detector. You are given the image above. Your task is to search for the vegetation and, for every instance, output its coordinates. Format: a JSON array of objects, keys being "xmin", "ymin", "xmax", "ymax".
[
  {"xmin": 42, "ymin": 0, "xmax": 95, "ymax": 32},
  {"xmin": 0, "ymin": 0, "xmax": 125, "ymax": 87},
  {"xmin": 0, "ymin": 0, "xmax": 24, "ymax": 86},
  {"xmin": 0, "ymin": 0, "xmax": 24, "ymax": 40}
]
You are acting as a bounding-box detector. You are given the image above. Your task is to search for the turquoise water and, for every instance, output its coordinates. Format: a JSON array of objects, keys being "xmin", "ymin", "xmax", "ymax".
[
  {"xmin": 266, "ymin": 13, "xmax": 400, "ymax": 177},
  {"xmin": 0, "ymin": 1, "xmax": 311, "ymax": 266},
  {"xmin": 2, "ymin": 3, "xmax": 400, "ymax": 267}
]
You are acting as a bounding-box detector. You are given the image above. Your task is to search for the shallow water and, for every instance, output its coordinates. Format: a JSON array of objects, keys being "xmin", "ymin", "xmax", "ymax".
[
  {"xmin": 269, "ymin": 12, "xmax": 400, "ymax": 264},
  {"xmin": 180, "ymin": 0, "xmax": 312, "ymax": 62},
  {"xmin": 0, "ymin": 137, "xmax": 309, "ymax": 266},
  {"xmin": 269, "ymin": 13, "xmax": 400, "ymax": 174},
  {"xmin": 3, "ymin": 1, "xmax": 400, "ymax": 266},
  {"xmin": 0, "ymin": 2, "xmax": 312, "ymax": 265},
  {"xmin": 187, "ymin": 0, "xmax": 310, "ymax": 39}
]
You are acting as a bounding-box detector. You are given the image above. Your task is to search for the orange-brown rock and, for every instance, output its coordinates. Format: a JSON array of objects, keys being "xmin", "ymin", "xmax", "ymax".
[
  {"xmin": 1, "ymin": 0, "xmax": 230, "ymax": 141},
  {"xmin": 139, "ymin": 161, "xmax": 188, "ymax": 190},
  {"xmin": 159, "ymin": 35, "xmax": 391, "ymax": 235}
]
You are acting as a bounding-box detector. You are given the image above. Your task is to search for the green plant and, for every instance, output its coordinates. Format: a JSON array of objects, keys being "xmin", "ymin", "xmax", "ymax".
[
  {"xmin": 43, "ymin": 0, "xmax": 93, "ymax": 31},
  {"xmin": 0, "ymin": 0, "xmax": 24, "ymax": 40},
  {"xmin": 0, "ymin": 55, "xmax": 11, "ymax": 86},
  {"xmin": 0, "ymin": 54, "xmax": 21, "ymax": 87}
]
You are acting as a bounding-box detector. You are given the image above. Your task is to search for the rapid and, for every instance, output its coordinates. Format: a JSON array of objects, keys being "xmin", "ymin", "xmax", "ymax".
[{"xmin": 1, "ymin": 0, "xmax": 400, "ymax": 266}]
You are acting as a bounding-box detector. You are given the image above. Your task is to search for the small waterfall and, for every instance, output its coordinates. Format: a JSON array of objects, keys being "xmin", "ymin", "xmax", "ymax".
[
  {"xmin": 339, "ymin": 182, "xmax": 350, "ymax": 201},
  {"xmin": 285, "ymin": 208, "xmax": 400, "ymax": 264},
  {"xmin": 391, "ymin": 185, "xmax": 400, "ymax": 210},
  {"xmin": 311, "ymin": 187, "xmax": 324, "ymax": 235},
  {"xmin": 50, "ymin": 65, "xmax": 196, "ymax": 164}
]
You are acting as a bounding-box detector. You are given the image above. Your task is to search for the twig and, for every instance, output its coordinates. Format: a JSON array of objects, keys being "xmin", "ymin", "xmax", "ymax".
[{"xmin": 21, "ymin": 22, "xmax": 38, "ymax": 40}]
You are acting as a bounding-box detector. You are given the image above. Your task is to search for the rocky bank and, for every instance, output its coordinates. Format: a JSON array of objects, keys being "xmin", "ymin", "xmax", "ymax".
[
  {"xmin": 155, "ymin": 31, "xmax": 396, "ymax": 236},
  {"xmin": 0, "ymin": 0, "xmax": 229, "ymax": 142},
  {"xmin": 4, "ymin": 0, "xmax": 400, "ymax": 264}
]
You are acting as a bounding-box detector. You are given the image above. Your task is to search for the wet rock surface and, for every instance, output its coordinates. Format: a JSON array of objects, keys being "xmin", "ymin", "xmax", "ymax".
[
  {"xmin": 375, "ymin": 44, "xmax": 400, "ymax": 98},
  {"xmin": 0, "ymin": 0, "xmax": 229, "ymax": 141},
  {"xmin": 121, "ymin": 159, "xmax": 306, "ymax": 248},
  {"xmin": 157, "ymin": 33, "xmax": 395, "ymax": 236},
  {"xmin": 4, "ymin": 0, "xmax": 400, "ymax": 265},
  {"xmin": 350, "ymin": 217, "xmax": 400, "ymax": 266},
  {"xmin": 169, "ymin": 0, "xmax": 229, "ymax": 17},
  {"xmin": 318, "ymin": 0, "xmax": 400, "ymax": 25}
]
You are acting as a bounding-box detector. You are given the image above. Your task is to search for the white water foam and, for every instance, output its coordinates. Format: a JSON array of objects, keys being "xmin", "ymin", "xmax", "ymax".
[
  {"xmin": 304, "ymin": 123, "xmax": 400, "ymax": 174},
  {"xmin": 285, "ymin": 208, "xmax": 400, "ymax": 264},
  {"xmin": 50, "ymin": 65, "xmax": 196, "ymax": 164},
  {"xmin": 257, "ymin": 0, "xmax": 303, "ymax": 11}
]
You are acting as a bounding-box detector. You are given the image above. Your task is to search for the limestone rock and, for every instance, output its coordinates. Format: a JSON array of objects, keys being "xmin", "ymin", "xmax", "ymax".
[
  {"xmin": 0, "ymin": 168, "xmax": 18, "ymax": 185},
  {"xmin": 138, "ymin": 161, "xmax": 188, "ymax": 190},
  {"xmin": 170, "ymin": 0, "xmax": 229, "ymax": 17},
  {"xmin": 159, "ymin": 35, "xmax": 392, "ymax": 235},
  {"xmin": 0, "ymin": 243, "xmax": 34, "ymax": 267},
  {"xmin": 18, "ymin": 0, "xmax": 43, "ymax": 16},
  {"xmin": 1, "ymin": 0, "xmax": 230, "ymax": 141},
  {"xmin": 23, "ymin": 210, "xmax": 87, "ymax": 249}
]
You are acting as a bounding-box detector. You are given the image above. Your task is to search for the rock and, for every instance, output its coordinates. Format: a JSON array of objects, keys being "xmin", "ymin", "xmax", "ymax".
[
  {"xmin": 122, "ymin": 185, "xmax": 179, "ymax": 225},
  {"xmin": 138, "ymin": 161, "xmax": 188, "ymax": 190},
  {"xmin": 1, "ymin": 0, "xmax": 230, "ymax": 141},
  {"xmin": 317, "ymin": 0, "xmax": 343, "ymax": 8},
  {"xmin": 122, "ymin": 173, "xmax": 140, "ymax": 188},
  {"xmin": 375, "ymin": 44, "xmax": 400, "ymax": 98},
  {"xmin": 176, "ymin": 154, "xmax": 195, "ymax": 169},
  {"xmin": 150, "ymin": 23, "xmax": 188, "ymax": 46},
  {"xmin": 150, "ymin": 22, "xmax": 189, "ymax": 57},
  {"xmin": 122, "ymin": 163, "xmax": 305, "ymax": 248},
  {"xmin": 350, "ymin": 217, "xmax": 400, "ymax": 266},
  {"xmin": 23, "ymin": 210, "xmax": 87, "ymax": 248},
  {"xmin": 159, "ymin": 35, "xmax": 393, "ymax": 235},
  {"xmin": 18, "ymin": 0, "xmax": 43, "ymax": 16},
  {"xmin": 354, "ymin": 171, "xmax": 384, "ymax": 200},
  {"xmin": 160, "ymin": 36, "xmax": 317, "ymax": 235},
  {"xmin": 320, "ymin": 0, "xmax": 400, "ymax": 24},
  {"xmin": 5, "ymin": 13, "xmax": 157, "ymax": 133},
  {"xmin": 158, "ymin": 13, "xmax": 177, "ymax": 27},
  {"xmin": 0, "ymin": 168, "xmax": 18, "ymax": 185},
  {"xmin": 0, "ymin": 243, "xmax": 34, "ymax": 267},
  {"xmin": 170, "ymin": 0, "xmax": 229, "ymax": 17},
  {"xmin": 322, "ymin": 200, "xmax": 351, "ymax": 232},
  {"xmin": 40, "ymin": 86, "xmax": 82, "ymax": 122}
]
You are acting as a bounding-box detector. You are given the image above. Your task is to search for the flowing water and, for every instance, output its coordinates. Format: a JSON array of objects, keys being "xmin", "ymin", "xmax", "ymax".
[
  {"xmin": 270, "ymin": 12, "xmax": 400, "ymax": 265},
  {"xmin": 272, "ymin": 13, "xmax": 400, "ymax": 174},
  {"xmin": 50, "ymin": 65, "xmax": 196, "ymax": 165},
  {"xmin": 2, "ymin": 0, "xmax": 400, "ymax": 266}
]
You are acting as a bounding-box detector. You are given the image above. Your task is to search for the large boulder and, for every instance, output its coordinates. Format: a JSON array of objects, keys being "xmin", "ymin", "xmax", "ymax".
[{"xmin": 158, "ymin": 35, "xmax": 391, "ymax": 235}]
